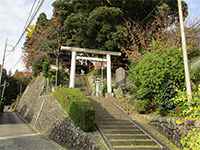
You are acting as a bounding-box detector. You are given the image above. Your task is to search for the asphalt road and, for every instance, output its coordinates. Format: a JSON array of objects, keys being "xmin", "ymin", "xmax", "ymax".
[{"xmin": 0, "ymin": 112, "xmax": 66, "ymax": 150}]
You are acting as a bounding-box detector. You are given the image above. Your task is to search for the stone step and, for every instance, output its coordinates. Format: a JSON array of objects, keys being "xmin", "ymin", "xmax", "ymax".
[
  {"xmin": 113, "ymin": 145, "xmax": 161, "ymax": 150},
  {"xmin": 99, "ymin": 117, "xmax": 127, "ymax": 121},
  {"xmin": 99, "ymin": 124, "xmax": 136, "ymax": 129},
  {"xmin": 110, "ymin": 139, "xmax": 157, "ymax": 146},
  {"xmin": 103, "ymin": 128, "xmax": 141, "ymax": 132},
  {"xmin": 106, "ymin": 134, "xmax": 149, "ymax": 140},
  {"xmin": 103, "ymin": 129, "xmax": 143, "ymax": 134},
  {"xmin": 99, "ymin": 120, "xmax": 131, "ymax": 125}
]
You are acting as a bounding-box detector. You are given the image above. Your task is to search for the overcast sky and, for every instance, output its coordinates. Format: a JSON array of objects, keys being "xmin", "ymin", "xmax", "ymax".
[{"xmin": 0, "ymin": 0, "xmax": 199, "ymax": 73}]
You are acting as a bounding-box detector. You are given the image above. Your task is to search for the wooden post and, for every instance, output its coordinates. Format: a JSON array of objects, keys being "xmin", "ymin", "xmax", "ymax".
[
  {"xmin": 106, "ymin": 54, "xmax": 112, "ymax": 94},
  {"xmin": 69, "ymin": 51, "xmax": 76, "ymax": 88}
]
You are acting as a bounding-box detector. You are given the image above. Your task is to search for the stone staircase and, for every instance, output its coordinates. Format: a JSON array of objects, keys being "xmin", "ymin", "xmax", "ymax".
[{"xmin": 93, "ymin": 98, "xmax": 165, "ymax": 150}]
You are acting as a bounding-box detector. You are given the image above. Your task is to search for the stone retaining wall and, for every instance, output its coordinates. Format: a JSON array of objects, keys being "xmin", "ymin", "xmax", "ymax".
[
  {"xmin": 150, "ymin": 117, "xmax": 199, "ymax": 147},
  {"xmin": 49, "ymin": 119, "xmax": 98, "ymax": 150},
  {"xmin": 16, "ymin": 75, "xmax": 99, "ymax": 150}
]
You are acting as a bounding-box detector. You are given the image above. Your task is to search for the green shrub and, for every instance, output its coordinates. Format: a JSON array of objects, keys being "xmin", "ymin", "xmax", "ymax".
[
  {"xmin": 69, "ymin": 101, "xmax": 95, "ymax": 132},
  {"xmin": 181, "ymin": 128, "xmax": 200, "ymax": 150},
  {"xmin": 49, "ymin": 69, "xmax": 69, "ymax": 86},
  {"xmin": 128, "ymin": 48, "xmax": 185, "ymax": 111},
  {"xmin": 0, "ymin": 98, "xmax": 5, "ymax": 113},
  {"xmin": 171, "ymin": 85, "xmax": 200, "ymax": 119},
  {"xmin": 113, "ymin": 87, "xmax": 124, "ymax": 99},
  {"xmin": 0, "ymin": 103, "xmax": 4, "ymax": 113},
  {"xmin": 42, "ymin": 60, "xmax": 49, "ymax": 78},
  {"xmin": 134, "ymin": 99, "xmax": 153, "ymax": 114},
  {"xmin": 191, "ymin": 67, "xmax": 200, "ymax": 85},
  {"xmin": 32, "ymin": 59, "xmax": 43, "ymax": 77},
  {"xmin": 53, "ymin": 88, "xmax": 96, "ymax": 132}
]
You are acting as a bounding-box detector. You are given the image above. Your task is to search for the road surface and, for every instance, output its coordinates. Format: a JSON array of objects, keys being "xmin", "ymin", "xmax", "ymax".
[{"xmin": 0, "ymin": 112, "xmax": 65, "ymax": 150}]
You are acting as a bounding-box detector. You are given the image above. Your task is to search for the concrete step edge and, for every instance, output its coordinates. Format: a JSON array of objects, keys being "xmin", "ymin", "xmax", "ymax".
[
  {"xmin": 105, "ymin": 133, "xmax": 146, "ymax": 136},
  {"xmin": 113, "ymin": 145, "xmax": 161, "ymax": 148},
  {"xmin": 110, "ymin": 139, "xmax": 153, "ymax": 142},
  {"xmin": 102, "ymin": 129, "xmax": 141, "ymax": 131}
]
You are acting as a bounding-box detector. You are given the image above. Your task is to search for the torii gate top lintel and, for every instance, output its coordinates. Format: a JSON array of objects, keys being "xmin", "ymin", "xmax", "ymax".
[
  {"xmin": 61, "ymin": 46, "xmax": 121, "ymax": 56},
  {"xmin": 61, "ymin": 46, "xmax": 121, "ymax": 95}
]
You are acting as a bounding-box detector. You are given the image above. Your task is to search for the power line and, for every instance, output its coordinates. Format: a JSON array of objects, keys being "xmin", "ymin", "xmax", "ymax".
[
  {"xmin": 11, "ymin": 0, "xmax": 45, "ymax": 51},
  {"xmin": 23, "ymin": 0, "xmax": 38, "ymax": 31},
  {"xmin": 8, "ymin": 0, "xmax": 46, "ymax": 72}
]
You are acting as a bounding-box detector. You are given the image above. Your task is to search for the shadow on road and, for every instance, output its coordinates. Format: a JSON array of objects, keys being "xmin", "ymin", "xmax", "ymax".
[{"xmin": 0, "ymin": 112, "xmax": 24, "ymax": 125}]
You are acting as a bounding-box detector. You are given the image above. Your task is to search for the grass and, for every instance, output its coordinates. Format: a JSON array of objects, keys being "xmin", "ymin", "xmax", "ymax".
[{"xmin": 52, "ymin": 87, "xmax": 87, "ymax": 112}]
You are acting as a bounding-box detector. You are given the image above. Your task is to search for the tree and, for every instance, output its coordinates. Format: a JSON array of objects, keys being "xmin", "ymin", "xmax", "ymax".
[
  {"xmin": 4, "ymin": 71, "xmax": 32, "ymax": 105},
  {"xmin": 23, "ymin": 0, "xmax": 188, "ymax": 73},
  {"xmin": 23, "ymin": 13, "xmax": 50, "ymax": 68}
]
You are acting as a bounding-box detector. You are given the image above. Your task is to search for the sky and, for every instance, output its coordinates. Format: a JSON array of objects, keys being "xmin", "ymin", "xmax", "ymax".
[
  {"xmin": 0, "ymin": 0, "xmax": 199, "ymax": 73},
  {"xmin": 0, "ymin": 0, "xmax": 54, "ymax": 73}
]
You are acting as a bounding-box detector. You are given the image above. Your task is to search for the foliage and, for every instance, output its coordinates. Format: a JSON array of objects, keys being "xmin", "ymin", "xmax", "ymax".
[
  {"xmin": 134, "ymin": 99, "xmax": 152, "ymax": 114},
  {"xmin": 113, "ymin": 87, "xmax": 124, "ymax": 99},
  {"xmin": 32, "ymin": 59, "xmax": 43, "ymax": 77},
  {"xmin": 42, "ymin": 60, "xmax": 50, "ymax": 78},
  {"xmin": 191, "ymin": 68, "xmax": 200, "ymax": 84},
  {"xmin": 26, "ymin": 25, "xmax": 35, "ymax": 39},
  {"xmin": 0, "ymin": 105, "xmax": 4, "ymax": 113},
  {"xmin": 69, "ymin": 101, "xmax": 95, "ymax": 132},
  {"xmin": 53, "ymin": 87, "xmax": 86, "ymax": 111},
  {"xmin": 191, "ymin": 58, "xmax": 200, "ymax": 85},
  {"xmin": 181, "ymin": 128, "xmax": 200, "ymax": 150},
  {"xmin": 23, "ymin": 13, "xmax": 50, "ymax": 69},
  {"xmin": 53, "ymin": 87, "xmax": 95, "ymax": 131},
  {"xmin": 171, "ymin": 85, "xmax": 200, "ymax": 119},
  {"xmin": 128, "ymin": 48, "xmax": 185, "ymax": 111},
  {"xmin": 49, "ymin": 69, "xmax": 69, "ymax": 86},
  {"xmin": 0, "ymin": 69, "xmax": 32, "ymax": 106}
]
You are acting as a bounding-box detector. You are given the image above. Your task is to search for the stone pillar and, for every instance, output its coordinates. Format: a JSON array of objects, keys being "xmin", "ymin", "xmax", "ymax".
[
  {"xmin": 69, "ymin": 51, "xmax": 76, "ymax": 88},
  {"xmin": 106, "ymin": 54, "xmax": 112, "ymax": 94}
]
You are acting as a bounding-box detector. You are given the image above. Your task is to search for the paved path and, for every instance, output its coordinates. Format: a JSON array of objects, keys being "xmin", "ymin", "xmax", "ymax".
[{"xmin": 0, "ymin": 112, "xmax": 65, "ymax": 150}]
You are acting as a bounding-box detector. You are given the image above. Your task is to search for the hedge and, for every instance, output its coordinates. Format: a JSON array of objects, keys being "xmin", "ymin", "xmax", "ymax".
[
  {"xmin": 69, "ymin": 101, "xmax": 95, "ymax": 132},
  {"xmin": 53, "ymin": 88, "xmax": 96, "ymax": 132}
]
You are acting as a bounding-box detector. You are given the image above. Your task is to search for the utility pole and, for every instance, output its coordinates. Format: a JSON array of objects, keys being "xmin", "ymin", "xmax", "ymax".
[
  {"xmin": 55, "ymin": 50, "xmax": 59, "ymax": 87},
  {"xmin": 0, "ymin": 39, "xmax": 8, "ymax": 86},
  {"xmin": 177, "ymin": 0, "xmax": 192, "ymax": 101},
  {"xmin": 55, "ymin": 27, "xmax": 62, "ymax": 87}
]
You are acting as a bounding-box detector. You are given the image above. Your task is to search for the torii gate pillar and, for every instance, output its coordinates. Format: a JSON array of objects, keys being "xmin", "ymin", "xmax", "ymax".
[
  {"xmin": 69, "ymin": 51, "xmax": 76, "ymax": 88},
  {"xmin": 106, "ymin": 54, "xmax": 112, "ymax": 94}
]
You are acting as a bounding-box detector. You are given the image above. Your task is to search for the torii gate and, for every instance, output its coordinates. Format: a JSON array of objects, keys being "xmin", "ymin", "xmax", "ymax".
[{"xmin": 61, "ymin": 46, "xmax": 121, "ymax": 95}]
